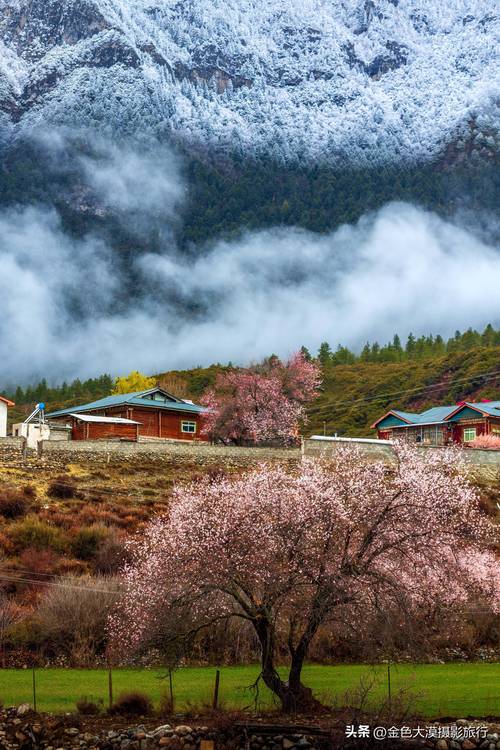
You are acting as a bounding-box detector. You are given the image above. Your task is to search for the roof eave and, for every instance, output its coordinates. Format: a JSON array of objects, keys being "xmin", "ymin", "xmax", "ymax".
[
  {"xmin": 136, "ymin": 386, "xmax": 184, "ymax": 403},
  {"xmin": 371, "ymin": 409, "xmax": 415, "ymax": 429},
  {"xmin": 444, "ymin": 403, "xmax": 488, "ymax": 421}
]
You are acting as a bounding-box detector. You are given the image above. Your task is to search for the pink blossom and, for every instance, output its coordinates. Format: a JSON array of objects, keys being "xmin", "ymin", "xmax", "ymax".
[
  {"xmin": 200, "ymin": 351, "xmax": 321, "ymax": 445},
  {"xmin": 471, "ymin": 433, "xmax": 500, "ymax": 449},
  {"xmin": 110, "ymin": 443, "xmax": 499, "ymax": 710}
]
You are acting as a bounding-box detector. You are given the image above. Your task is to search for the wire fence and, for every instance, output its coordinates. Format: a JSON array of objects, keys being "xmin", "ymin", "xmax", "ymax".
[{"xmin": 0, "ymin": 664, "xmax": 499, "ymax": 718}]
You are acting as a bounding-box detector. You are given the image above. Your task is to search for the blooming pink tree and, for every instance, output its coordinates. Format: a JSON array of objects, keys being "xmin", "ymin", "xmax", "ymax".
[
  {"xmin": 200, "ymin": 351, "xmax": 321, "ymax": 445},
  {"xmin": 471, "ymin": 433, "xmax": 500, "ymax": 449},
  {"xmin": 110, "ymin": 444, "xmax": 499, "ymax": 712}
]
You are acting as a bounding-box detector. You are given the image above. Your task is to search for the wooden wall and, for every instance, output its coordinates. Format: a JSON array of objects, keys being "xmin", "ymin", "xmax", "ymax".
[
  {"xmin": 104, "ymin": 406, "xmax": 206, "ymax": 441},
  {"xmin": 72, "ymin": 421, "xmax": 138, "ymax": 441},
  {"xmin": 129, "ymin": 408, "xmax": 203, "ymax": 440}
]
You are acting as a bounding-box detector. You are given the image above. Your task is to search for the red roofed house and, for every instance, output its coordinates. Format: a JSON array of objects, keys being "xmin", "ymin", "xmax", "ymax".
[{"xmin": 0, "ymin": 395, "xmax": 15, "ymax": 438}]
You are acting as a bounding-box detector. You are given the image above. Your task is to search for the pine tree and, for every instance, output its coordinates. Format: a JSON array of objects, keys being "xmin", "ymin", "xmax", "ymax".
[
  {"xmin": 318, "ymin": 342, "xmax": 333, "ymax": 368},
  {"xmin": 406, "ymin": 333, "xmax": 416, "ymax": 358}
]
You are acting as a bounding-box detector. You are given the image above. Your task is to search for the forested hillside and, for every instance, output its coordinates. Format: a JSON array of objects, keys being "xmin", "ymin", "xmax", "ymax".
[
  {"xmin": 1, "ymin": 136, "xmax": 498, "ymax": 250},
  {"xmin": 309, "ymin": 346, "xmax": 500, "ymax": 437}
]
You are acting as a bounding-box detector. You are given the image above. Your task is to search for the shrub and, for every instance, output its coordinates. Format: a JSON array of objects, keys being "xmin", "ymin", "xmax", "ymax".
[
  {"xmin": 0, "ymin": 532, "xmax": 14, "ymax": 554},
  {"xmin": 76, "ymin": 696, "xmax": 103, "ymax": 715},
  {"xmin": 471, "ymin": 433, "xmax": 500, "ymax": 450},
  {"xmin": 5, "ymin": 619, "xmax": 44, "ymax": 650},
  {"xmin": 94, "ymin": 531, "xmax": 129, "ymax": 574},
  {"xmin": 109, "ymin": 691, "xmax": 153, "ymax": 716},
  {"xmin": 7, "ymin": 516, "xmax": 67, "ymax": 553},
  {"xmin": 47, "ymin": 476, "xmax": 77, "ymax": 499},
  {"xmin": 35, "ymin": 576, "xmax": 121, "ymax": 665},
  {"xmin": 19, "ymin": 548, "xmax": 60, "ymax": 576},
  {"xmin": 0, "ymin": 488, "xmax": 30, "ymax": 519},
  {"xmin": 71, "ymin": 525, "xmax": 109, "ymax": 561}
]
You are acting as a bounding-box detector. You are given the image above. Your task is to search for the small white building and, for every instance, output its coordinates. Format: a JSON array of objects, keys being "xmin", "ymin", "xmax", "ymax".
[
  {"xmin": 0, "ymin": 396, "xmax": 15, "ymax": 438},
  {"xmin": 12, "ymin": 421, "xmax": 71, "ymax": 449}
]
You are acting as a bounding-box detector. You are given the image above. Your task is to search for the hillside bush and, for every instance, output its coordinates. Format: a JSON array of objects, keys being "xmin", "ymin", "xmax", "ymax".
[
  {"xmin": 47, "ymin": 476, "xmax": 77, "ymax": 499},
  {"xmin": 19, "ymin": 547, "xmax": 60, "ymax": 576},
  {"xmin": 71, "ymin": 525, "xmax": 109, "ymax": 561},
  {"xmin": 0, "ymin": 531, "xmax": 14, "ymax": 555},
  {"xmin": 7, "ymin": 516, "xmax": 67, "ymax": 553},
  {"xmin": 0, "ymin": 488, "xmax": 30, "ymax": 519},
  {"xmin": 36, "ymin": 576, "xmax": 121, "ymax": 665},
  {"xmin": 5, "ymin": 619, "xmax": 44, "ymax": 650},
  {"xmin": 94, "ymin": 530, "xmax": 129, "ymax": 574},
  {"xmin": 109, "ymin": 691, "xmax": 153, "ymax": 716}
]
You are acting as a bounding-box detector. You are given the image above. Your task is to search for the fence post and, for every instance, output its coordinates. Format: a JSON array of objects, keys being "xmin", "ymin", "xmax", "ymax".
[
  {"xmin": 387, "ymin": 663, "xmax": 392, "ymax": 710},
  {"xmin": 108, "ymin": 666, "xmax": 113, "ymax": 710},
  {"xmin": 212, "ymin": 669, "xmax": 220, "ymax": 711},
  {"xmin": 32, "ymin": 667, "xmax": 37, "ymax": 713},
  {"xmin": 168, "ymin": 668, "xmax": 174, "ymax": 714}
]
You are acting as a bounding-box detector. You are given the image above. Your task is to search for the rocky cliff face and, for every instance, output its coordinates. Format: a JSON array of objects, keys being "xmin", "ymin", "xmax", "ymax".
[{"xmin": 0, "ymin": 0, "xmax": 498, "ymax": 164}]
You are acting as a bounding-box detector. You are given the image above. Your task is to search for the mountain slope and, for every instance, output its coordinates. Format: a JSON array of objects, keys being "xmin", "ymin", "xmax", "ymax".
[{"xmin": 0, "ymin": 0, "xmax": 498, "ymax": 164}]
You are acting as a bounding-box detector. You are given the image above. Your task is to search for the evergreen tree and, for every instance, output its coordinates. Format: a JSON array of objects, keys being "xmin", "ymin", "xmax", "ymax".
[
  {"xmin": 318, "ymin": 342, "xmax": 333, "ymax": 368},
  {"xmin": 300, "ymin": 346, "xmax": 312, "ymax": 362},
  {"xmin": 406, "ymin": 332, "xmax": 416, "ymax": 358}
]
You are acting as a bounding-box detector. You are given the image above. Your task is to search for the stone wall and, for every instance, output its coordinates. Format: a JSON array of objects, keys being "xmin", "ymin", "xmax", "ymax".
[
  {"xmin": 37, "ymin": 439, "xmax": 301, "ymax": 469},
  {"xmin": 2, "ymin": 433, "xmax": 499, "ymax": 477},
  {"xmin": 303, "ymin": 436, "xmax": 500, "ymax": 472},
  {"xmin": 3, "ymin": 707, "xmax": 499, "ymax": 750},
  {"xmin": 1, "ymin": 708, "xmax": 332, "ymax": 750},
  {"xmin": 0, "ymin": 437, "xmax": 27, "ymax": 464},
  {"xmin": 303, "ymin": 436, "xmax": 396, "ymax": 461}
]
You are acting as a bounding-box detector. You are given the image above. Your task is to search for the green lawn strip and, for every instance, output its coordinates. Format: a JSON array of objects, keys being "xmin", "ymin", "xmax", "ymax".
[{"xmin": 0, "ymin": 664, "xmax": 498, "ymax": 718}]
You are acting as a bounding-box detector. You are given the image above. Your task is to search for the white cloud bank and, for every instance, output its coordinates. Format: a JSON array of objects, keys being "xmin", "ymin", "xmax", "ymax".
[{"xmin": 0, "ymin": 196, "xmax": 499, "ymax": 385}]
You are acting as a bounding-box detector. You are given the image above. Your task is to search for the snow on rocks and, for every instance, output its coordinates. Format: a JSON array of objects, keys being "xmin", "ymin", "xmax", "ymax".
[{"xmin": 0, "ymin": 0, "xmax": 498, "ymax": 165}]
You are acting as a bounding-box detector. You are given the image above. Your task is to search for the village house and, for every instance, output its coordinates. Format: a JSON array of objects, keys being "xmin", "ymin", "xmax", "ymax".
[
  {"xmin": 46, "ymin": 387, "xmax": 207, "ymax": 442},
  {"xmin": 372, "ymin": 401, "xmax": 500, "ymax": 446},
  {"xmin": 0, "ymin": 395, "xmax": 15, "ymax": 438}
]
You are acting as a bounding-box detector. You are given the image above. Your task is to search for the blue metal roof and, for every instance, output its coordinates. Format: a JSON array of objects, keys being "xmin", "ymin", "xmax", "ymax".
[
  {"xmin": 412, "ymin": 406, "xmax": 459, "ymax": 423},
  {"xmin": 46, "ymin": 390, "xmax": 206, "ymax": 418},
  {"xmin": 469, "ymin": 400, "xmax": 500, "ymax": 417},
  {"xmin": 392, "ymin": 410, "xmax": 420, "ymax": 422},
  {"xmin": 384, "ymin": 402, "xmax": 500, "ymax": 427}
]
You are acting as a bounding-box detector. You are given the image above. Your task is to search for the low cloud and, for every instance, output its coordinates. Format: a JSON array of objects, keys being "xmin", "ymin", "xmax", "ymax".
[{"xmin": 0, "ymin": 134, "xmax": 499, "ymax": 386}]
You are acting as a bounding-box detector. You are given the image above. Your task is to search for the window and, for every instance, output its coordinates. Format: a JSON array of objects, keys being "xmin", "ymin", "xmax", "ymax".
[
  {"xmin": 463, "ymin": 427, "xmax": 477, "ymax": 442},
  {"xmin": 181, "ymin": 420, "xmax": 197, "ymax": 434}
]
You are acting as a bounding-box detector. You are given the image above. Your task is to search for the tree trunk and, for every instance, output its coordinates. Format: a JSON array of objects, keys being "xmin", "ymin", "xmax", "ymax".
[{"xmin": 254, "ymin": 615, "xmax": 322, "ymax": 713}]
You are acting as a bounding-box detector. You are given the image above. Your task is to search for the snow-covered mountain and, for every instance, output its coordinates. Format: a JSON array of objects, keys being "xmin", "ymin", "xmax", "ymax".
[{"xmin": 0, "ymin": 0, "xmax": 498, "ymax": 164}]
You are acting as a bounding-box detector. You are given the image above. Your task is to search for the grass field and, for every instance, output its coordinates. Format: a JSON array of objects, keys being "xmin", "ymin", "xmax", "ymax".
[{"xmin": 0, "ymin": 664, "xmax": 499, "ymax": 718}]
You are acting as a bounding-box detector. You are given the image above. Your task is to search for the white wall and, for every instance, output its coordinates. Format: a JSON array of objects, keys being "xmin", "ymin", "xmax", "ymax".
[
  {"xmin": 12, "ymin": 422, "xmax": 51, "ymax": 449},
  {"xmin": 0, "ymin": 402, "xmax": 7, "ymax": 438}
]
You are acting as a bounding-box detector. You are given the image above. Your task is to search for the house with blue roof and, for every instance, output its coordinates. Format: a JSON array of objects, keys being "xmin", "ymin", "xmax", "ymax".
[
  {"xmin": 46, "ymin": 387, "xmax": 207, "ymax": 442},
  {"xmin": 371, "ymin": 401, "xmax": 500, "ymax": 446}
]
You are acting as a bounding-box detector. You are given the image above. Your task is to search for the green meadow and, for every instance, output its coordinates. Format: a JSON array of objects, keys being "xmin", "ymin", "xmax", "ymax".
[{"xmin": 1, "ymin": 663, "xmax": 498, "ymax": 718}]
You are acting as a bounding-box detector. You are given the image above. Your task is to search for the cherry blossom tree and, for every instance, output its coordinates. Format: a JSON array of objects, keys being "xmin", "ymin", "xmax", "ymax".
[
  {"xmin": 200, "ymin": 351, "xmax": 321, "ymax": 445},
  {"xmin": 110, "ymin": 444, "xmax": 500, "ymax": 712}
]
